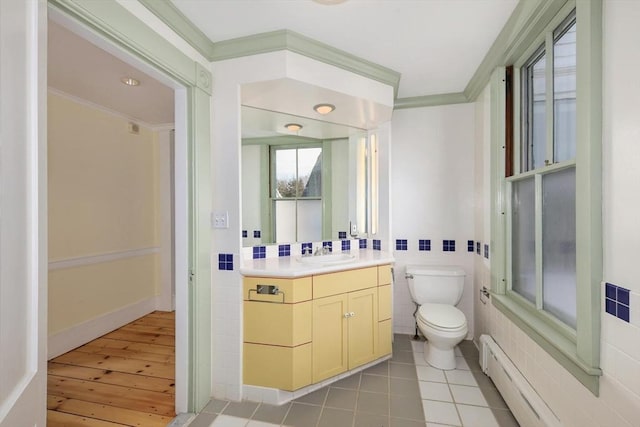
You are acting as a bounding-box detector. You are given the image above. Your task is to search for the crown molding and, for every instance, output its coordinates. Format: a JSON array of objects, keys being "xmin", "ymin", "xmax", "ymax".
[
  {"xmin": 137, "ymin": 0, "xmax": 215, "ymax": 59},
  {"xmin": 139, "ymin": 2, "xmax": 401, "ymax": 96},
  {"xmin": 394, "ymin": 92, "xmax": 469, "ymax": 110},
  {"xmin": 464, "ymin": 0, "xmax": 569, "ymax": 101}
]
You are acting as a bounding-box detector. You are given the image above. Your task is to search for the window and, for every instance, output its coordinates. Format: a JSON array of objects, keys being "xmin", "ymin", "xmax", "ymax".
[
  {"xmin": 510, "ymin": 11, "xmax": 577, "ymax": 328},
  {"xmin": 492, "ymin": 1, "xmax": 602, "ymax": 395},
  {"xmin": 271, "ymin": 145, "xmax": 323, "ymax": 242}
]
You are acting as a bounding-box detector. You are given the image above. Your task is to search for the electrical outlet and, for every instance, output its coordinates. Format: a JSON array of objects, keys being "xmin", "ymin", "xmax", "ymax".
[
  {"xmin": 212, "ymin": 211, "xmax": 229, "ymax": 229},
  {"xmin": 350, "ymin": 222, "xmax": 358, "ymax": 235}
]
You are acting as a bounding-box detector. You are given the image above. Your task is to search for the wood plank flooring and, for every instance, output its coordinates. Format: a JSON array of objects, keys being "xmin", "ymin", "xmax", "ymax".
[{"xmin": 47, "ymin": 311, "xmax": 176, "ymax": 427}]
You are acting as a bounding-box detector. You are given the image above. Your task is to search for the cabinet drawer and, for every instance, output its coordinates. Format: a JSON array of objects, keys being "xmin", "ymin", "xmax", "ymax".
[
  {"xmin": 244, "ymin": 300, "xmax": 311, "ymax": 346},
  {"xmin": 313, "ymin": 267, "xmax": 377, "ymax": 299},
  {"xmin": 243, "ymin": 276, "xmax": 312, "ymax": 303},
  {"xmin": 243, "ymin": 342, "xmax": 311, "ymax": 391},
  {"xmin": 378, "ymin": 284, "xmax": 392, "ymax": 321},
  {"xmin": 378, "ymin": 264, "xmax": 392, "ymax": 286}
]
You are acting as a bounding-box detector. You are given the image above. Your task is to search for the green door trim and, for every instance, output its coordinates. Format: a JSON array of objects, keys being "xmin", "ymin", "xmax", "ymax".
[{"xmin": 48, "ymin": 0, "xmax": 213, "ymax": 413}]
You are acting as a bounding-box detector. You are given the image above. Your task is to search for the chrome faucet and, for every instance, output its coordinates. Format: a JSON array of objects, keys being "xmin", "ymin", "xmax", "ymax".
[{"xmin": 302, "ymin": 247, "xmax": 313, "ymax": 257}]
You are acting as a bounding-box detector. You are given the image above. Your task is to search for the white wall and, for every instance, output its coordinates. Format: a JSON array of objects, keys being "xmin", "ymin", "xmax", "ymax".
[
  {"xmin": 390, "ymin": 104, "xmax": 476, "ymax": 337},
  {"xmin": 472, "ymin": 2, "xmax": 640, "ymax": 425}
]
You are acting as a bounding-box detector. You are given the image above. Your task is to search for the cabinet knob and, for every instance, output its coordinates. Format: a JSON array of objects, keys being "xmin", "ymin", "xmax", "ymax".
[
  {"xmin": 344, "ymin": 312, "xmax": 352, "ymax": 318},
  {"xmin": 350, "ymin": 312, "xmax": 355, "ymax": 317}
]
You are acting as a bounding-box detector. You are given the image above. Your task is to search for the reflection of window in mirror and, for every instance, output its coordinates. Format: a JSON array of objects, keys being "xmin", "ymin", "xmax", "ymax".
[{"xmin": 272, "ymin": 145, "xmax": 323, "ymax": 243}]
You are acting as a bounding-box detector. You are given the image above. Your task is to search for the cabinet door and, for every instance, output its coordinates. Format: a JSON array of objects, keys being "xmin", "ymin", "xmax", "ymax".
[
  {"xmin": 348, "ymin": 288, "xmax": 379, "ymax": 369},
  {"xmin": 312, "ymin": 294, "xmax": 348, "ymax": 383}
]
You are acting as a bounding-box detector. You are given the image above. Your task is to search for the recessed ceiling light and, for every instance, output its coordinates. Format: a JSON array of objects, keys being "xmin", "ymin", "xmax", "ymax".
[
  {"xmin": 120, "ymin": 77, "xmax": 140, "ymax": 86},
  {"xmin": 313, "ymin": 103, "xmax": 335, "ymax": 115},
  {"xmin": 285, "ymin": 123, "xmax": 303, "ymax": 132}
]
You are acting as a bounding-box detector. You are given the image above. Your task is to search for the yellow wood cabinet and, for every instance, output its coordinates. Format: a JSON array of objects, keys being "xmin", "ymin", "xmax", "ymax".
[{"xmin": 243, "ymin": 264, "xmax": 392, "ymax": 390}]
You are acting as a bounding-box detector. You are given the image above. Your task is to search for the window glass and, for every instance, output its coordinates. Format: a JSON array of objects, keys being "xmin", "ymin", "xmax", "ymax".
[
  {"xmin": 553, "ymin": 20, "xmax": 577, "ymax": 163},
  {"xmin": 524, "ymin": 51, "xmax": 547, "ymax": 171},
  {"xmin": 511, "ymin": 177, "xmax": 536, "ymax": 304},
  {"xmin": 542, "ymin": 167, "xmax": 576, "ymax": 328}
]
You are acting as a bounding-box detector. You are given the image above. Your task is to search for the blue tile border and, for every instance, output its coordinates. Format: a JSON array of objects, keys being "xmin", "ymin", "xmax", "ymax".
[
  {"xmin": 322, "ymin": 241, "xmax": 333, "ymax": 252},
  {"xmin": 605, "ymin": 282, "xmax": 631, "ymax": 323},
  {"xmin": 443, "ymin": 239, "xmax": 455, "ymax": 252},
  {"xmin": 395, "ymin": 239, "xmax": 408, "ymax": 251},
  {"xmin": 484, "ymin": 244, "xmax": 490, "ymax": 259},
  {"xmin": 252, "ymin": 246, "xmax": 266, "ymax": 259},
  {"xmin": 242, "ymin": 230, "xmax": 247, "ymax": 238},
  {"xmin": 278, "ymin": 244, "xmax": 291, "ymax": 257},
  {"xmin": 476, "ymin": 241, "xmax": 481, "ymax": 255},
  {"xmin": 419, "ymin": 239, "xmax": 431, "ymax": 251},
  {"xmin": 338, "ymin": 231, "xmax": 347, "ymax": 239},
  {"xmin": 253, "ymin": 230, "xmax": 261, "ymax": 238},
  {"xmin": 342, "ymin": 240, "xmax": 351, "ymax": 251},
  {"xmin": 373, "ymin": 239, "xmax": 381, "ymax": 251},
  {"xmin": 359, "ymin": 239, "xmax": 367, "ymax": 249},
  {"xmin": 218, "ymin": 253, "xmax": 233, "ymax": 270},
  {"xmin": 468, "ymin": 240, "xmax": 474, "ymax": 252},
  {"xmin": 301, "ymin": 242, "xmax": 313, "ymax": 256}
]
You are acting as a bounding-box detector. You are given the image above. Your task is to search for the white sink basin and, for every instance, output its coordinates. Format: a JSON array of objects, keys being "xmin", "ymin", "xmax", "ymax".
[{"xmin": 297, "ymin": 253, "xmax": 356, "ymax": 265}]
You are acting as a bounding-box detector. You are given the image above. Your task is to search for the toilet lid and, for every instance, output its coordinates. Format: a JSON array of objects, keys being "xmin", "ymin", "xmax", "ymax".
[{"xmin": 417, "ymin": 304, "xmax": 466, "ymax": 330}]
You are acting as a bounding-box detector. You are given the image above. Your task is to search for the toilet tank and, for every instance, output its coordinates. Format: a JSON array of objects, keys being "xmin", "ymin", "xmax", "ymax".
[{"xmin": 405, "ymin": 265, "xmax": 466, "ymax": 305}]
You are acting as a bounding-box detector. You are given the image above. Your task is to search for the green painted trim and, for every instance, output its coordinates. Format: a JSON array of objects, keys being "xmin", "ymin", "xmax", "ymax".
[
  {"xmin": 492, "ymin": 294, "xmax": 601, "ymax": 395},
  {"xmin": 322, "ymin": 140, "xmax": 332, "ymax": 240},
  {"xmin": 138, "ymin": 0, "xmax": 215, "ymax": 59},
  {"xmin": 48, "ymin": 0, "xmax": 212, "ymax": 412},
  {"xmin": 259, "ymin": 146, "xmax": 272, "ymax": 244},
  {"xmin": 393, "ymin": 93, "xmax": 469, "ymax": 109},
  {"xmin": 574, "ymin": 0, "xmax": 602, "ymax": 368},
  {"xmin": 242, "ymin": 135, "xmax": 320, "ymax": 146},
  {"xmin": 464, "ymin": 0, "xmax": 569, "ymax": 102},
  {"xmin": 213, "ymin": 30, "xmax": 401, "ymax": 97},
  {"xmin": 49, "ymin": 0, "xmax": 197, "ymax": 86}
]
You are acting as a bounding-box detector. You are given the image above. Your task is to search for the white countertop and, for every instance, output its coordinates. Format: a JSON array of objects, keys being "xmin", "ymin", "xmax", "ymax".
[{"xmin": 240, "ymin": 250, "xmax": 394, "ymax": 278}]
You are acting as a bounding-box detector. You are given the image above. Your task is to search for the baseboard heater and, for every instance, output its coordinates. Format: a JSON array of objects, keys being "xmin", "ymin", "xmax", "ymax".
[{"xmin": 479, "ymin": 334, "xmax": 561, "ymax": 427}]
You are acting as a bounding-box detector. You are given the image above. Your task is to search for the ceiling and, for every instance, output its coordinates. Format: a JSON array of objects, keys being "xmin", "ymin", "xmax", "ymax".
[
  {"xmin": 48, "ymin": 20, "xmax": 175, "ymax": 126},
  {"xmin": 172, "ymin": 0, "xmax": 519, "ymax": 99},
  {"xmin": 47, "ymin": 0, "xmax": 520, "ymax": 132}
]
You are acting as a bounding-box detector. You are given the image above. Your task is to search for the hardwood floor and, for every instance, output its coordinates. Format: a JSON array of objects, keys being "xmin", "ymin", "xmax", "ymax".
[{"xmin": 47, "ymin": 311, "xmax": 176, "ymax": 426}]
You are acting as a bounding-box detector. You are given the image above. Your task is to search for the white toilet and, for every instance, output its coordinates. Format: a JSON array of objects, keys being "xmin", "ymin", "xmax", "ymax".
[{"xmin": 405, "ymin": 265, "xmax": 467, "ymax": 370}]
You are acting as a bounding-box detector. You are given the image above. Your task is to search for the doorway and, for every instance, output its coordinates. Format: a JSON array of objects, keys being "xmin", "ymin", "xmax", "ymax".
[{"xmin": 46, "ymin": 8, "xmax": 189, "ymax": 418}]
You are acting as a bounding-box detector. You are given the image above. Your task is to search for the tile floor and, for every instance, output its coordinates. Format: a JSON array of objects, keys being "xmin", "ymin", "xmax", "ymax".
[{"xmin": 186, "ymin": 335, "xmax": 520, "ymax": 427}]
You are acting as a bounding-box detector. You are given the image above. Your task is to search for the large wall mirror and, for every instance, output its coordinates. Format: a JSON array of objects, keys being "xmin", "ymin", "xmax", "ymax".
[{"xmin": 242, "ymin": 106, "xmax": 378, "ymax": 247}]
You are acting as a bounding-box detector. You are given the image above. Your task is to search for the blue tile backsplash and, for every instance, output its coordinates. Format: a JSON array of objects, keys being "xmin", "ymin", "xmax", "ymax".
[
  {"xmin": 342, "ymin": 240, "xmax": 351, "ymax": 251},
  {"xmin": 605, "ymin": 282, "xmax": 631, "ymax": 322},
  {"xmin": 468, "ymin": 240, "xmax": 474, "ymax": 252},
  {"xmin": 373, "ymin": 239, "xmax": 381, "ymax": 250},
  {"xmin": 218, "ymin": 253, "xmax": 233, "ymax": 270},
  {"xmin": 419, "ymin": 239, "xmax": 431, "ymax": 251},
  {"xmin": 322, "ymin": 241, "xmax": 333, "ymax": 252},
  {"xmin": 338, "ymin": 231, "xmax": 347, "ymax": 239},
  {"xmin": 359, "ymin": 239, "xmax": 367, "ymax": 249},
  {"xmin": 443, "ymin": 240, "xmax": 456, "ymax": 252},
  {"xmin": 252, "ymin": 246, "xmax": 266, "ymax": 259},
  {"xmin": 242, "ymin": 230, "xmax": 247, "ymax": 238},
  {"xmin": 476, "ymin": 241, "xmax": 481, "ymax": 255},
  {"xmin": 278, "ymin": 244, "xmax": 291, "ymax": 257},
  {"xmin": 301, "ymin": 242, "xmax": 313, "ymax": 255},
  {"xmin": 395, "ymin": 239, "xmax": 408, "ymax": 251},
  {"xmin": 484, "ymin": 244, "xmax": 490, "ymax": 259},
  {"xmin": 253, "ymin": 230, "xmax": 261, "ymax": 238}
]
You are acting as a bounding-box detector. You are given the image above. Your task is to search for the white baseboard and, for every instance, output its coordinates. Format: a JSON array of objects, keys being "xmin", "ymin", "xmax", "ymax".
[{"xmin": 48, "ymin": 297, "xmax": 157, "ymax": 360}]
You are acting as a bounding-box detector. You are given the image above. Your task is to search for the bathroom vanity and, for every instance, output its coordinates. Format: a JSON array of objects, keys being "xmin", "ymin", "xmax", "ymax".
[{"xmin": 240, "ymin": 252, "xmax": 393, "ymax": 391}]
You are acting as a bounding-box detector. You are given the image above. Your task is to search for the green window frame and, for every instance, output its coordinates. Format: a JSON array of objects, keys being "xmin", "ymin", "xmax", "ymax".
[{"xmin": 490, "ymin": 0, "xmax": 603, "ymax": 395}]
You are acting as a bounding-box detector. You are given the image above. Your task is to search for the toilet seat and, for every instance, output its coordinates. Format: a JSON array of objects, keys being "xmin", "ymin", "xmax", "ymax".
[{"xmin": 417, "ymin": 304, "xmax": 467, "ymax": 332}]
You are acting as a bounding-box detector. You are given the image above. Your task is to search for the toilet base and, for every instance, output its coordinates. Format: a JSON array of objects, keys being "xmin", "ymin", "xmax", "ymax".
[{"xmin": 423, "ymin": 340, "xmax": 456, "ymax": 370}]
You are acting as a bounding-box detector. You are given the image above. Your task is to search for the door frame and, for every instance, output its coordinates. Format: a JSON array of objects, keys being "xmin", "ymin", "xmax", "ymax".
[{"xmin": 47, "ymin": 0, "xmax": 213, "ymax": 413}]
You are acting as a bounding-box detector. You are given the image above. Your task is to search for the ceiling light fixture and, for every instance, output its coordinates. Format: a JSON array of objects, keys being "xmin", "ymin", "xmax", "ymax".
[
  {"xmin": 285, "ymin": 123, "xmax": 303, "ymax": 132},
  {"xmin": 120, "ymin": 77, "xmax": 140, "ymax": 86},
  {"xmin": 313, "ymin": 103, "xmax": 335, "ymax": 115}
]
